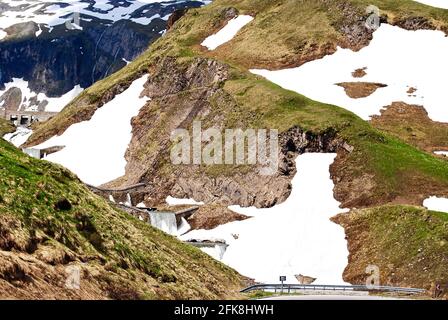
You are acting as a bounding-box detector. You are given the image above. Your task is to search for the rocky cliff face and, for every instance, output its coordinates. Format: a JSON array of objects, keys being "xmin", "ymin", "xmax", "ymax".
[{"xmin": 100, "ymin": 56, "xmax": 351, "ymax": 208}]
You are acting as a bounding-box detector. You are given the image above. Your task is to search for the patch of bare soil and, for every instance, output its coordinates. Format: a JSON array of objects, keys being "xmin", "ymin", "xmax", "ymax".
[
  {"xmin": 336, "ymin": 82, "xmax": 387, "ymax": 99},
  {"xmin": 187, "ymin": 205, "xmax": 248, "ymax": 230},
  {"xmin": 407, "ymin": 86, "xmax": 417, "ymax": 96},
  {"xmin": 352, "ymin": 67, "xmax": 367, "ymax": 78},
  {"xmin": 370, "ymin": 102, "xmax": 448, "ymax": 154}
]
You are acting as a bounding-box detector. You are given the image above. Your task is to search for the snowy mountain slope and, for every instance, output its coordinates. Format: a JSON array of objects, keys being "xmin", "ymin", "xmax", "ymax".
[
  {"xmin": 15, "ymin": 0, "xmax": 448, "ymax": 293},
  {"xmin": 0, "ymin": 0, "xmax": 211, "ymax": 31},
  {"xmin": 0, "ymin": 0, "xmax": 208, "ymax": 115}
]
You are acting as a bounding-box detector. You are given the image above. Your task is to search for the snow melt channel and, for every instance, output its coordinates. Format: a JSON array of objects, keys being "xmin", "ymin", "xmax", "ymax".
[
  {"xmin": 251, "ymin": 24, "xmax": 448, "ymax": 122},
  {"xmin": 181, "ymin": 153, "xmax": 349, "ymax": 284},
  {"xmin": 201, "ymin": 15, "xmax": 253, "ymax": 50},
  {"xmin": 35, "ymin": 75, "xmax": 150, "ymax": 186}
]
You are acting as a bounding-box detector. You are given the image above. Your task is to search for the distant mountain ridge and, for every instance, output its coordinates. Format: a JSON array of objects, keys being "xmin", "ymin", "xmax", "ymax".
[{"xmin": 0, "ymin": 0, "xmax": 207, "ymax": 114}]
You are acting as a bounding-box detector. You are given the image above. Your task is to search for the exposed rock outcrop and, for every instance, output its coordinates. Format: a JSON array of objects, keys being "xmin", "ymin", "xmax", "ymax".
[{"xmin": 167, "ymin": 9, "xmax": 189, "ymax": 30}]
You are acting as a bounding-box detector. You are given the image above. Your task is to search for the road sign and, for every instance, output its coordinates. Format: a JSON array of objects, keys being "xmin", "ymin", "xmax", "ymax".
[{"xmin": 279, "ymin": 276, "xmax": 286, "ymax": 295}]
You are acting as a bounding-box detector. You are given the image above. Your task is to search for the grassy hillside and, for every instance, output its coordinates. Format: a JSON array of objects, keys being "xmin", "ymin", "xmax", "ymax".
[
  {"xmin": 0, "ymin": 118, "xmax": 14, "ymax": 136},
  {"xmin": 182, "ymin": 0, "xmax": 448, "ymax": 69},
  {"xmin": 0, "ymin": 138, "xmax": 244, "ymax": 299},
  {"xmin": 333, "ymin": 205, "xmax": 448, "ymax": 294},
  {"xmin": 26, "ymin": 0, "xmax": 448, "ymax": 208}
]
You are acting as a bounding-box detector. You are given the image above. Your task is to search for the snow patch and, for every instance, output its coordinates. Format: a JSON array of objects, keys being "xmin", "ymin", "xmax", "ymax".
[
  {"xmin": 414, "ymin": 0, "xmax": 448, "ymax": 9},
  {"xmin": 0, "ymin": 78, "xmax": 83, "ymax": 112},
  {"xmin": 136, "ymin": 202, "xmax": 146, "ymax": 208},
  {"xmin": 3, "ymin": 127, "xmax": 33, "ymax": 147},
  {"xmin": 434, "ymin": 151, "xmax": 448, "ymax": 156},
  {"xmin": 181, "ymin": 153, "xmax": 349, "ymax": 284},
  {"xmin": 0, "ymin": 29, "xmax": 7, "ymax": 40},
  {"xmin": 166, "ymin": 196, "xmax": 204, "ymax": 206},
  {"xmin": 424, "ymin": 196, "xmax": 448, "ymax": 213},
  {"xmin": 201, "ymin": 15, "xmax": 253, "ymax": 50},
  {"xmin": 251, "ymin": 24, "xmax": 448, "ymax": 122},
  {"xmin": 34, "ymin": 75, "xmax": 150, "ymax": 186},
  {"xmin": 42, "ymin": 85, "xmax": 84, "ymax": 112}
]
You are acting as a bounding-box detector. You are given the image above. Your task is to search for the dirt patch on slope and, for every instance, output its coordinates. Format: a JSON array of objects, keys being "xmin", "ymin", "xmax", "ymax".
[
  {"xmin": 336, "ymin": 82, "xmax": 387, "ymax": 99},
  {"xmin": 186, "ymin": 205, "xmax": 248, "ymax": 230},
  {"xmin": 370, "ymin": 102, "xmax": 448, "ymax": 154},
  {"xmin": 154, "ymin": 203, "xmax": 248, "ymax": 230},
  {"xmin": 407, "ymin": 87, "xmax": 417, "ymax": 95},
  {"xmin": 352, "ymin": 67, "xmax": 367, "ymax": 78}
]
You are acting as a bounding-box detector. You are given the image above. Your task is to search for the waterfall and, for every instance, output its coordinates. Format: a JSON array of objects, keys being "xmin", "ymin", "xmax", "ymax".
[{"xmin": 149, "ymin": 211, "xmax": 178, "ymax": 235}]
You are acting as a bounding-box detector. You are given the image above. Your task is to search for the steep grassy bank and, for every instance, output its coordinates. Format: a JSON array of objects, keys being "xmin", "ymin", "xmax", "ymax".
[
  {"xmin": 0, "ymin": 138, "xmax": 244, "ymax": 299},
  {"xmin": 0, "ymin": 119, "xmax": 14, "ymax": 137},
  {"xmin": 333, "ymin": 205, "xmax": 448, "ymax": 295}
]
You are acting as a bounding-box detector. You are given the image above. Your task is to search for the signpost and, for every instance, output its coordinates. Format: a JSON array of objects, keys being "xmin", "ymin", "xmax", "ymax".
[{"xmin": 279, "ymin": 276, "xmax": 286, "ymax": 295}]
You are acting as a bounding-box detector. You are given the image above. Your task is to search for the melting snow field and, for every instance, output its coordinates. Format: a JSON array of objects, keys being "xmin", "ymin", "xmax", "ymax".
[
  {"xmin": 201, "ymin": 15, "xmax": 253, "ymax": 50},
  {"xmin": 424, "ymin": 196, "xmax": 448, "ymax": 213},
  {"xmin": 181, "ymin": 153, "xmax": 349, "ymax": 284},
  {"xmin": 414, "ymin": 0, "xmax": 448, "ymax": 9},
  {"xmin": 434, "ymin": 151, "xmax": 448, "ymax": 156},
  {"xmin": 34, "ymin": 75, "xmax": 149, "ymax": 186},
  {"xmin": 3, "ymin": 127, "xmax": 33, "ymax": 147},
  {"xmin": 0, "ymin": 0, "xmax": 184, "ymax": 30},
  {"xmin": 252, "ymin": 24, "xmax": 448, "ymax": 122}
]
